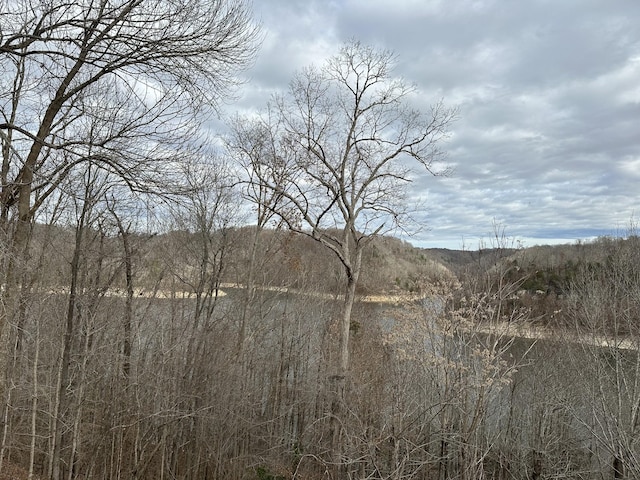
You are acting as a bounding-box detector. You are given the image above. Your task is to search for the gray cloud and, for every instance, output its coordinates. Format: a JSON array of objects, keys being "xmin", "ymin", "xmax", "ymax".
[{"xmin": 229, "ymin": 0, "xmax": 640, "ymax": 248}]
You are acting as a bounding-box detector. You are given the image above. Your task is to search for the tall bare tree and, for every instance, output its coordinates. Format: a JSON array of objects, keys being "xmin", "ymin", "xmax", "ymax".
[
  {"xmin": 227, "ymin": 109, "xmax": 291, "ymax": 357},
  {"xmin": 229, "ymin": 40, "xmax": 456, "ymax": 470}
]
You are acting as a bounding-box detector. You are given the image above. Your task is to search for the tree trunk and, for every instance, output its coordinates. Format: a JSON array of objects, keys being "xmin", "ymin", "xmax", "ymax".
[
  {"xmin": 52, "ymin": 252, "xmax": 79, "ymax": 480},
  {"xmin": 112, "ymin": 215, "xmax": 133, "ymax": 380},
  {"xmin": 238, "ymin": 226, "xmax": 261, "ymax": 358},
  {"xmin": 329, "ymin": 250, "xmax": 361, "ymax": 477},
  {"xmin": 28, "ymin": 320, "xmax": 40, "ymax": 480},
  {"xmin": 52, "ymin": 195, "xmax": 92, "ymax": 480}
]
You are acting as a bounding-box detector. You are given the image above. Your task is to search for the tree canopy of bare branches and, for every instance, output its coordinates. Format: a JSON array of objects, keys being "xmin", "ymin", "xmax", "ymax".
[
  {"xmin": 0, "ymin": 0, "xmax": 260, "ymax": 338},
  {"xmin": 230, "ymin": 39, "xmax": 456, "ymax": 367}
]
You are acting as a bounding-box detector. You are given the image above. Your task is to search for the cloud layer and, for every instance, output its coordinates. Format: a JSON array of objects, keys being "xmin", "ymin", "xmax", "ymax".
[{"xmin": 230, "ymin": 0, "xmax": 640, "ymax": 248}]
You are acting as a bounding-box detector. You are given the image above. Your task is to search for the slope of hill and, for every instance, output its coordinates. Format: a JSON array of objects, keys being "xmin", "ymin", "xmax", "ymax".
[{"xmin": 28, "ymin": 221, "xmax": 637, "ymax": 303}]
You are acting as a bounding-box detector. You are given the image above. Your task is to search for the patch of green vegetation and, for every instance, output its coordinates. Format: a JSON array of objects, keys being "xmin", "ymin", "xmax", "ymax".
[
  {"xmin": 255, "ymin": 466, "xmax": 286, "ymax": 480},
  {"xmin": 350, "ymin": 320, "xmax": 361, "ymax": 334}
]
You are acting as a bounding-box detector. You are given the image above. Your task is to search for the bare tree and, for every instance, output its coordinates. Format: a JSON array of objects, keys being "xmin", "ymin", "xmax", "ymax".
[
  {"xmin": 229, "ymin": 40, "xmax": 456, "ymax": 470},
  {"xmin": 0, "ymin": 0, "xmax": 260, "ymax": 353},
  {"xmin": 227, "ymin": 109, "xmax": 293, "ymax": 357}
]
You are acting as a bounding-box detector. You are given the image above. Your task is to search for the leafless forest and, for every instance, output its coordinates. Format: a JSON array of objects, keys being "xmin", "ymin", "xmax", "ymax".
[
  {"xmin": 1, "ymin": 219, "xmax": 640, "ymax": 480},
  {"xmin": 2, "ymin": 1, "xmax": 640, "ymax": 479}
]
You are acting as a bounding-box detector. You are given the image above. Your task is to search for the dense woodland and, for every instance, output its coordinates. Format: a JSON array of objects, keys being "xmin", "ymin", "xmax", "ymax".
[
  {"xmin": 1, "ymin": 220, "xmax": 640, "ymax": 479},
  {"xmin": 2, "ymin": 1, "xmax": 640, "ymax": 479}
]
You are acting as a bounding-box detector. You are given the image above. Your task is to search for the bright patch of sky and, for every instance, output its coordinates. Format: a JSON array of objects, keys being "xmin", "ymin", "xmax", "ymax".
[{"xmin": 224, "ymin": 0, "xmax": 640, "ymax": 249}]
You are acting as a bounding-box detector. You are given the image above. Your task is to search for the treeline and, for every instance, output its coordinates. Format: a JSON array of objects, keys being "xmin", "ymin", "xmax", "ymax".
[
  {"xmin": 26, "ymin": 223, "xmax": 448, "ymax": 297},
  {"xmin": 460, "ymin": 234, "xmax": 640, "ymax": 334}
]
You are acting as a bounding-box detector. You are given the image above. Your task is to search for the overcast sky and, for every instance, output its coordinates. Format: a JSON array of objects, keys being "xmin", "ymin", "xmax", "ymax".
[{"xmin": 226, "ymin": 0, "xmax": 640, "ymax": 249}]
